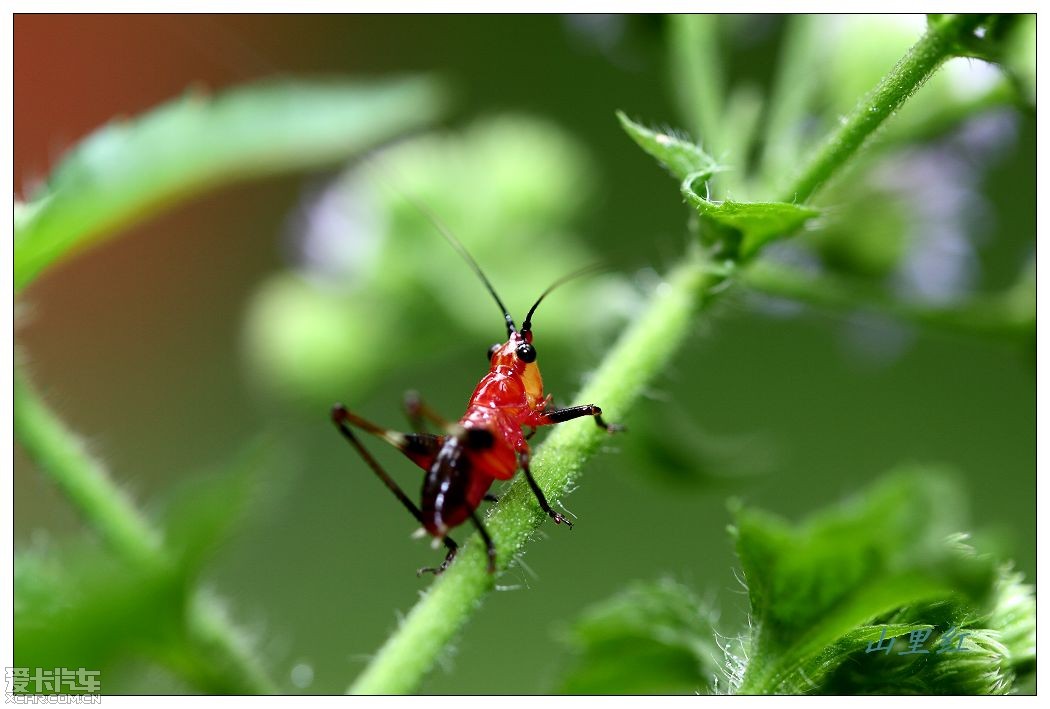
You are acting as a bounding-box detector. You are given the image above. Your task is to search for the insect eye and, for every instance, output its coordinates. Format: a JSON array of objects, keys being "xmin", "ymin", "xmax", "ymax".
[
  {"xmin": 487, "ymin": 343, "xmax": 501, "ymax": 361},
  {"xmin": 515, "ymin": 342, "xmax": 537, "ymax": 363}
]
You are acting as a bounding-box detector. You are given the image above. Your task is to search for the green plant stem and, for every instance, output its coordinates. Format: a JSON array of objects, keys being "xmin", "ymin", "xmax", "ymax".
[
  {"xmin": 782, "ymin": 14, "xmax": 986, "ymax": 203},
  {"xmin": 13, "ymin": 371, "xmax": 164, "ymax": 565},
  {"xmin": 349, "ymin": 255, "xmax": 719, "ymax": 695},
  {"xmin": 184, "ymin": 593, "xmax": 278, "ymax": 694},
  {"xmin": 13, "ymin": 369, "xmax": 277, "ymax": 694},
  {"xmin": 741, "ymin": 260, "xmax": 1035, "ymax": 342}
]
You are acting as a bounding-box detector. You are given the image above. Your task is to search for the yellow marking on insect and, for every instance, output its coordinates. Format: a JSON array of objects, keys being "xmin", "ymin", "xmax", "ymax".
[{"xmin": 385, "ymin": 432, "xmax": 408, "ymax": 448}]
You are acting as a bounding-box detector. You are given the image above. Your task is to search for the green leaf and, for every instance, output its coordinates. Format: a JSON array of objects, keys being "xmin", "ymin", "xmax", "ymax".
[
  {"xmin": 1003, "ymin": 14, "xmax": 1035, "ymax": 105},
  {"xmin": 758, "ymin": 15, "xmax": 825, "ymax": 189},
  {"xmin": 623, "ymin": 399, "xmax": 770, "ymax": 490},
  {"xmin": 720, "ymin": 84, "xmax": 764, "ymax": 195},
  {"xmin": 617, "ymin": 110, "xmax": 816, "ymax": 260},
  {"xmin": 795, "ymin": 622, "xmax": 934, "ymax": 692},
  {"xmin": 556, "ymin": 579, "xmax": 724, "ymax": 694},
  {"xmin": 616, "ymin": 111, "xmax": 720, "ymax": 182},
  {"xmin": 732, "ymin": 467, "xmax": 998, "ymax": 694},
  {"xmin": 14, "ymin": 76, "xmax": 448, "ymax": 292},
  {"xmin": 819, "ymin": 565, "xmax": 1035, "ymax": 696},
  {"xmin": 985, "ymin": 565, "xmax": 1036, "ymax": 679},
  {"xmin": 821, "ymin": 623, "xmax": 1014, "ymax": 695},
  {"xmin": 682, "ymin": 179, "xmax": 820, "ymax": 260}
]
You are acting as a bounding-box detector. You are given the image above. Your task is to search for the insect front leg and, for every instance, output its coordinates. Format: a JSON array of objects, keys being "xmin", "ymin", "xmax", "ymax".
[
  {"xmin": 517, "ymin": 450, "xmax": 573, "ymax": 529},
  {"xmin": 536, "ymin": 404, "xmax": 625, "ymax": 433}
]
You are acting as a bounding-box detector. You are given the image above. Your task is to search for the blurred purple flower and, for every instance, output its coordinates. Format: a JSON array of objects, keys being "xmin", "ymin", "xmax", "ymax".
[{"xmin": 285, "ymin": 168, "xmax": 383, "ymax": 292}]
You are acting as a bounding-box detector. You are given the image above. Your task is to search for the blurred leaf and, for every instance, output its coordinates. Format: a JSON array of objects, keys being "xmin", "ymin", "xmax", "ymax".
[
  {"xmin": 720, "ymin": 84, "xmax": 764, "ymax": 195},
  {"xmin": 759, "ymin": 15, "xmax": 826, "ymax": 189},
  {"xmin": 802, "ymin": 173, "xmax": 911, "ymax": 280},
  {"xmin": 556, "ymin": 579, "xmax": 724, "ymax": 694},
  {"xmin": 15, "ymin": 77, "xmax": 449, "ymax": 291},
  {"xmin": 155, "ymin": 437, "xmax": 272, "ymax": 573},
  {"xmin": 1001, "ymin": 14, "xmax": 1035, "ymax": 105},
  {"xmin": 1002, "ymin": 258, "xmax": 1036, "ymax": 327},
  {"xmin": 947, "ymin": 14, "xmax": 1023, "ymax": 64},
  {"xmin": 617, "ymin": 110, "xmax": 721, "ymax": 182},
  {"xmin": 666, "ymin": 15, "xmax": 725, "ymax": 156},
  {"xmin": 682, "ymin": 179, "xmax": 819, "ymax": 259},
  {"xmin": 624, "ymin": 400, "xmax": 770, "ymax": 490},
  {"xmin": 241, "ymin": 274, "xmax": 404, "ymax": 407},
  {"xmin": 15, "ymin": 543, "xmax": 185, "ymax": 678},
  {"xmin": 732, "ymin": 467, "xmax": 999, "ymax": 694}
]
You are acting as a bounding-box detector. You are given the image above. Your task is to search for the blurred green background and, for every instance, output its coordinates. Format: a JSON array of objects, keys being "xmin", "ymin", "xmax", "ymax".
[{"xmin": 14, "ymin": 14, "xmax": 1034, "ymax": 694}]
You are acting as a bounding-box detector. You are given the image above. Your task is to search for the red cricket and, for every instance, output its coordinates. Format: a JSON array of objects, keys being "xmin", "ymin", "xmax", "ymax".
[{"xmin": 331, "ymin": 213, "xmax": 621, "ymax": 575}]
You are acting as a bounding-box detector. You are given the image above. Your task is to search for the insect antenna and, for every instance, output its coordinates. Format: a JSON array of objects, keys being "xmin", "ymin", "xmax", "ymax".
[
  {"xmin": 521, "ymin": 263, "xmax": 605, "ymax": 333},
  {"xmin": 363, "ymin": 159, "xmax": 517, "ymax": 336}
]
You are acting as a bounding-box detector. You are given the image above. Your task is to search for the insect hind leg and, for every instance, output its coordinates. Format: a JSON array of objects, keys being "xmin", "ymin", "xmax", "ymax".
[
  {"xmin": 417, "ymin": 537, "xmax": 459, "ymax": 576},
  {"xmin": 403, "ymin": 390, "xmax": 450, "ymax": 434},
  {"xmin": 331, "ymin": 403, "xmax": 457, "ymax": 573}
]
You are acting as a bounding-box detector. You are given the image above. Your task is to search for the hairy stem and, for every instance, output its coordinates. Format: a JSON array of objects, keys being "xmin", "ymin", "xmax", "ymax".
[
  {"xmin": 349, "ymin": 254, "xmax": 719, "ymax": 694},
  {"xmin": 13, "ymin": 371, "xmax": 165, "ymax": 565},
  {"xmin": 13, "ymin": 370, "xmax": 277, "ymax": 694},
  {"xmin": 781, "ymin": 14, "xmax": 986, "ymax": 203}
]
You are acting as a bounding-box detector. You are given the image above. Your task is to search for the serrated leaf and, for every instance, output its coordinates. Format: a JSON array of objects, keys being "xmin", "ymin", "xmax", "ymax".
[
  {"xmin": 15, "ymin": 76, "xmax": 448, "ymax": 292},
  {"xmin": 822, "ymin": 625, "xmax": 1014, "ymax": 695},
  {"xmin": 732, "ymin": 466, "xmax": 998, "ymax": 694},
  {"xmin": 682, "ymin": 181, "xmax": 819, "ymax": 259},
  {"xmin": 556, "ymin": 579, "xmax": 724, "ymax": 694},
  {"xmin": 986, "ymin": 566, "xmax": 1035, "ymax": 676},
  {"xmin": 616, "ymin": 111, "xmax": 720, "ymax": 182},
  {"xmin": 798, "ymin": 623, "xmax": 934, "ymax": 692}
]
